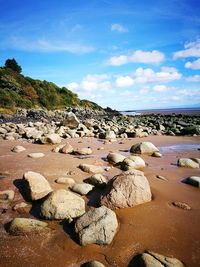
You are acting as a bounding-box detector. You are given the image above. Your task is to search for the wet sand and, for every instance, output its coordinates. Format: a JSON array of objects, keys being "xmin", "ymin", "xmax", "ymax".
[{"xmin": 0, "ymin": 135, "xmax": 200, "ymax": 267}]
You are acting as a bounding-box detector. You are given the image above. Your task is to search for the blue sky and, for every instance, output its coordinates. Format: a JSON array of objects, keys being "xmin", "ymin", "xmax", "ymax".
[{"xmin": 0, "ymin": 0, "xmax": 200, "ymax": 110}]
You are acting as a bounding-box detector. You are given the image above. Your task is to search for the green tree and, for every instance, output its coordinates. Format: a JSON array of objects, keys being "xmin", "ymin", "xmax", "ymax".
[{"xmin": 4, "ymin": 58, "xmax": 22, "ymax": 73}]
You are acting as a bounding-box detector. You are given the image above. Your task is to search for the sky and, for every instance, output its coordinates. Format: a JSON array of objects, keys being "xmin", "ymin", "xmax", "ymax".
[{"xmin": 0, "ymin": 0, "xmax": 200, "ymax": 110}]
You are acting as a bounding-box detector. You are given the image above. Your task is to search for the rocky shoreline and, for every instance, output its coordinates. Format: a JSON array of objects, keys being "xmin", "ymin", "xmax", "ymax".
[{"xmin": 0, "ymin": 108, "xmax": 199, "ymax": 143}]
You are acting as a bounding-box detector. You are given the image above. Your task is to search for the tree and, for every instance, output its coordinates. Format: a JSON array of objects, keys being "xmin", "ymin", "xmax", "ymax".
[{"xmin": 4, "ymin": 58, "xmax": 22, "ymax": 73}]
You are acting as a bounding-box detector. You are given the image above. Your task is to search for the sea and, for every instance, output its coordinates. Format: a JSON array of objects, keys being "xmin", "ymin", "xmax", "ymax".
[{"xmin": 121, "ymin": 107, "xmax": 200, "ymax": 116}]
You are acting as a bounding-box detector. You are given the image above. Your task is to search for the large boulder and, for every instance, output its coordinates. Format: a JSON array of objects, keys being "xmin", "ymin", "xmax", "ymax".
[
  {"xmin": 101, "ymin": 170, "xmax": 152, "ymax": 209},
  {"xmin": 129, "ymin": 251, "xmax": 185, "ymax": 267},
  {"xmin": 75, "ymin": 206, "xmax": 118, "ymax": 246},
  {"xmin": 41, "ymin": 189, "xmax": 85, "ymax": 220},
  {"xmin": 130, "ymin": 142, "xmax": 159, "ymax": 155},
  {"xmin": 23, "ymin": 171, "xmax": 52, "ymax": 201},
  {"xmin": 107, "ymin": 153, "xmax": 126, "ymax": 165},
  {"xmin": 79, "ymin": 164, "xmax": 104, "ymax": 174},
  {"xmin": 177, "ymin": 158, "xmax": 199, "ymax": 169},
  {"xmin": 8, "ymin": 218, "xmax": 49, "ymax": 235},
  {"xmin": 120, "ymin": 156, "xmax": 145, "ymax": 171},
  {"xmin": 62, "ymin": 112, "xmax": 80, "ymax": 129}
]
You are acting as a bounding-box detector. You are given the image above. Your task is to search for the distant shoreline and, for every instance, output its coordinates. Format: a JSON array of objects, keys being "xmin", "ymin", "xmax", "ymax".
[{"xmin": 121, "ymin": 107, "xmax": 200, "ymax": 116}]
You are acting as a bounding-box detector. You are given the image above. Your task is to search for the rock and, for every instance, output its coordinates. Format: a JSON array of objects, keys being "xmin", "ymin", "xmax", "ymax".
[
  {"xmin": 107, "ymin": 152, "xmax": 126, "ymax": 165},
  {"xmin": 41, "ymin": 189, "xmax": 85, "ymax": 220},
  {"xmin": 28, "ymin": 153, "xmax": 45, "ymax": 159},
  {"xmin": 25, "ymin": 128, "xmax": 43, "ymax": 139},
  {"xmin": 130, "ymin": 142, "xmax": 159, "ymax": 155},
  {"xmin": 55, "ymin": 177, "xmax": 75, "ymax": 185},
  {"xmin": 101, "ymin": 170, "xmax": 152, "ymax": 209},
  {"xmin": 105, "ymin": 130, "xmax": 116, "ymax": 140},
  {"xmin": 81, "ymin": 260, "xmax": 105, "ymax": 267},
  {"xmin": 60, "ymin": 142, "xmax": 74, "ymax": 154},
  {"xmin": 52, "ymin": 144, "xmax": 65, "ymax": 153},
  {"xmin": 45, "ymin": 134, "xmax": 61, "ymax": 144},
  {"xmin": 79, "ymin": 164, "xmax": 104, "ymax": 174},
  {"xmin": 129, "ymin": 251, "xmax": 185, "ymax": 267},
  {"xmin": 73, "ymin": 147, "xmax": 92, "ymax": 155},
  {"xmin": 156, "ymin": 175, "xmax": 168, "ymax": 181},
  {"xmin": 62, "ymin": 112, "xmax": 80, "ymax": 129},
  {"xmin": 0, "ymin": 127, "xmax": 7, "ymax": 134},
  {"xmin": 152, "ymin": 151, "xmax": 162, "ymax": 158},
  {"xmin": 70, "ymin": 183, "xmax": 94, "ymax": 195},
  {"xmin": 192, "ymin": 158, "xmax": 200, "ymax": 164},
  {"xmin": 120, "ymin": 156, "xmax": 145, "ymax": 171},
  {"xmin": 23, "ymin": 171, "xmax": 53, "ymax": 201},
  {"xmin": 172, "ymin": 201, "xmax": 191, "ymax": 210},
  {"xmin": 75, "ymin": 206, "xmax": 118, "ymax": 246},
  {"xmin": 0, "ymin": 190, "xmax": 15, "ymax": 203},
  {"xmin": 177, "ymin": 158, "xmax": 199, "ymax": 168},
  {"xmin": 8, "ymin": 218, "xmax": 49, "ymax": 235},
  {"xmin": 13, "ymin": 202, "xmax": 28, "ymax": 211},
  {"xmin": 185, "ymin": 176, "xmax": 200, "ymax": 187},
  {"xmin": 11, "ymin": 145, "xmax": 26, "ymax": 153},
  {"xmin": 84, "ymin": 174, "xmax": 107, "ymax": 187}
]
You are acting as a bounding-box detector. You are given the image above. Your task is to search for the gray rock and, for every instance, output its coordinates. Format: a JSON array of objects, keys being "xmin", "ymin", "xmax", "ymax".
[
  {"xmin": 45, "ymin": 133, "xmax": 62, "ymax": 144},
  {"xmin": 107, "ymin": 152, "xmax": 126, "ymax": 165},
  {"xmin": 130, "ymin": 251, "xmax": 185, "ymax": 267},
  {"xmin": 41, "ymin": 189, "xmax": 85, "ymax": 220},
  {"xmin": 101, "ymin": 170, "xmax": 152, "ymax": 209},
  {"xmin": 62, "ymin": 112, "xmax": 80, "ymax": 129},
  {"xmin": 79, "ymin": 164, "xmax": 104, "ymax": 174},
  {"xmin": 9, "ymin": 218, "xmax": 49, "ymax": 235},
  {"xmin": 75, "ymin": 206, "xmax": 118, "ymax": 246},
  {"xmin": 70, "ymin": 183, "xmax": 94, "ymax": 195},
  {"xmin": 152, "ymin": 151, "xmax": 162, "ymax": 158},
  {"xmin": 73, "ymin": 147, "xmax": 93, "ymax": 155},
  {"xmin": 13, "ymin": 202, "xmax": 28, "ymax": 211},
  {"xmin": 177, "ymin": 158, "xmax": 199, "ymax": 168},
  {"xmin": 0, "ymin": 127, "xmax": 7, "ymax": 134},
  {"xmin": 60, "ymin": 142, "xmax": 74, "ymax": 154},
  {"xmin": 28, "ymin": 153, "xmax": 45, "ymax": 159},
  {"xmin": 84, "ymin": 174, "xmax": 107, "ymax": 187},
  {"xmin": 23, "ymin": 171, "xmax": 53, "ymax": 201},
  {"xmin": 55, "ymin": 177, "xmax": 75, "ymax": 185},
  {"xmin": 120, "ymin": 156, "xmax": 145, "ymax": 171},
  {"xmin": 130, "ymin": 142, "xmax": 159, "ymax": 155},
  {"xmin": 185, "ymin": 176, "xmax": 200, "ymax": 187},
  {"xmin": 11, "ymin": 145, "xmax": 26, "ymax": 153},
  {"xmin": 0, "ymin": 190, "xmax": 15, "ymax": 203}
]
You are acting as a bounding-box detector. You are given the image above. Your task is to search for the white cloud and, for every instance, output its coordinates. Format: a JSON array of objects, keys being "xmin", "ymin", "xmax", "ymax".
[
  {"xmin": 186, "ymin": 75, "xmax": 200, "ymax": 82},
  {"xmin": 173, "ymin": 39, "xmax": 200, "ymax": 59},
  {"xmin": 153, "ymin": 85, "xmax": 167, "ymax": 92},
  {"xmin": 111, "ymin": 23, "xmax": 128, "ymax": 33},
  {"xmin": 133, "ymin": 67, "xmax": 182, "ymax": 83},
  {"xmin": 185, "ymin": 58, "xmax": 200, "ymax": 69},
  {"xmin": 107, "ymin": 50, "xmax": 165, "ymax": 66},
  {"xmin": 115, "ymin": 76, "xmax": 134, "ymax": 87},
  {"xmin": 3, "ymin": 37, "xmax": 95, "ymax": 54}
]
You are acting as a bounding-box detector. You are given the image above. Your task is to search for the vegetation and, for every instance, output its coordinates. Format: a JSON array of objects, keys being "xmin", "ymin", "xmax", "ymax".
[{"xmin": 0, "ymin": 59, "xmax": 103, "ymax": 112}]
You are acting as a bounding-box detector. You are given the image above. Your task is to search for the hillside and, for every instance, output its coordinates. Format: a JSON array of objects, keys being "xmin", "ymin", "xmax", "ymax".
[{"xmin": 0, "ymin": 67, "xmax": 102, "ymax": 112}]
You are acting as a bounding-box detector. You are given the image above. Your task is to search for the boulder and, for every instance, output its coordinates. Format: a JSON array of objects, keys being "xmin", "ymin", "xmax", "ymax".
[
  {"xmin": 107, "ymin": 153, "xmax": 126, "ymax": 165},
  {"xmin": 60, "ymin": 142, "xmax": 74, "ymax": 154},
  {"xmin": 79, "ymin": 164, "xmax": 104, "ymax": 174},
  {"xmin": 9, "ymin": 218, "xmax": 49, "ymax": 235},
  {"xmin": 73, "ymin": 147, "xmax": 92, "ymax": 155},
  {"xmin": 41, "ymin": 189, "xmax": 85, "ymax": 220},
  {"xmin": 45, "ymin": 134, "xmax": 61, "ymax": 144},
  {"xmin": 105, "ymin": 130, "xmax": 116, "ymax": 140},
  {"xmin": 120, "ymin": 156, "xmax": 145, "ymax": 171},
  {"xmin": 52, "ymin": 144, "xmax": 65, "ymax": 153},
  {"xmin": 101, "ymin": 170, "xmax": 152, "ymax": 209},
  {"xmin": 84, "ymin": 174, "xmax": 107, "ymax": 187},
  {"xmin": 55, "ymin": 177, "xmax": 75, "ymax": 185},
  {"xmin": 177, "ymin": 158, "xmax": 199, "ymax": 169},
  {"xmin": 81, "ymin": 261, "xmax": 105, "ymax": 267},
  {"xmin": 11, "ymin": 145, "xmax": 26, "ymax": 153},
  {"xmin": 129, "ymin": 251, "xmax": 185, "ymax": 267},
  {"xmin": 70, "ymin": 183, "xmax": 94, "ymax": 195},
  {"xmin": 23, "ymin": 171, "xmax": 53, "ymax": 201},
  {"xmin": 62, "ymin": 112, "xmax": 80, "ymax": 129},
  {"xmin": 28, "ymin": 153, "xmax": 45, "ymax": 159},
  {"xmin": 185, "ymin": 176, "xmax": 200, "ymax": 187},
  {"xmin": 0, "ymin": 190, "xmax": 15, "ymax": 203},
  {"xmin": 75, "ymin": 206, "xmax": 118, "ymax": 246},
  {"xmin": 130, "ymin": 142, "xmax": 159, "ymax": 155}
]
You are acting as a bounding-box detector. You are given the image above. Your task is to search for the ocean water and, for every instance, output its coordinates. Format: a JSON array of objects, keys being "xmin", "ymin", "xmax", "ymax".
[{"xmin": 121, "ymin": 107, "xmax": 200, "ymax": 116}]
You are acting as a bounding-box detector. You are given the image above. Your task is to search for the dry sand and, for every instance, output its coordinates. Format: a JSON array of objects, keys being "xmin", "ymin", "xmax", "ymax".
[{"xmin": 0, "ymin": 135, "xmax": 200, "ymax": 267}]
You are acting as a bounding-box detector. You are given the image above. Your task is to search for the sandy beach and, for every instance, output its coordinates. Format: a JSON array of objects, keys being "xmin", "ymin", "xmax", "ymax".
[{"xmin": 0, "ymin": 135, "xmax": 200, "ymax": 267}]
